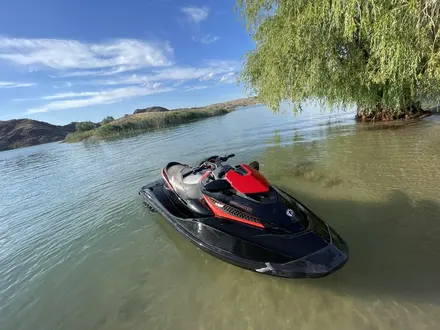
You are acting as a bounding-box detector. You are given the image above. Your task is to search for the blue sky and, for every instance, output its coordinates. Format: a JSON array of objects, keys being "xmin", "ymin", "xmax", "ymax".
[{"xmin": 0, "ymin": 0, "xmax": 254, "ymax": 124}]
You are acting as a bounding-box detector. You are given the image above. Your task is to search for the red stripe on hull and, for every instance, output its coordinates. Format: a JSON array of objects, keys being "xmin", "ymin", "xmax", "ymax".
[{"xmin": 203, "ymin": 195, "xmax": 264, "ymax": 229}]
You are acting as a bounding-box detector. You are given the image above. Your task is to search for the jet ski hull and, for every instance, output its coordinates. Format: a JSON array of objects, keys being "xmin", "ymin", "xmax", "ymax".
[{"xmin": 139, "ymin": 179, "xmax": 348, "ymax": 278}]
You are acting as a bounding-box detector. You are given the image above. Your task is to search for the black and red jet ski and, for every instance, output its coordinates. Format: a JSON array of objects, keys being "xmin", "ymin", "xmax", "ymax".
[{"xmin": 139, "ymin": 154, "xmax": 348, "ymax": 278}]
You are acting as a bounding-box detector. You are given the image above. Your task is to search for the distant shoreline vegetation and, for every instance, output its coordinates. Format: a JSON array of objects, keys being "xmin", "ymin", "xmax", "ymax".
[
  {"xmin": 64, "ymin": 108, "xmax": 231, "ymax": 142},
  {"xmin": 64, "ymin": 97, "xmax": 259, "ymax": 143}
]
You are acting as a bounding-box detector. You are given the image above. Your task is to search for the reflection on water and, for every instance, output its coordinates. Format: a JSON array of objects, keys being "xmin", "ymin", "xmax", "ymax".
[{"xmin": 1, "ymin": 106, "xmax": 440, "ymax": 330}]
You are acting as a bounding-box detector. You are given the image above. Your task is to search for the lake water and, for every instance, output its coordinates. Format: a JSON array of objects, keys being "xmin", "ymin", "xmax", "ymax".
[{"xmin": 1, "ymin": 104, "xmax": 440, "ymax": 330}]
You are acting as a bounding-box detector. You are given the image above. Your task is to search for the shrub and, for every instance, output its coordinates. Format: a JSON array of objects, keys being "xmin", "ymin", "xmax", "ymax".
[
  {"xmin": 75, "ymin": 121, "xmax": 95, "ymax": 132},
  {"xmin": 64, "ymin": 130, "xmax": 95, "ymax": 142},
  {"xmin": 101, "ymin": 116, "xmax": 115, "ymax": 125}
]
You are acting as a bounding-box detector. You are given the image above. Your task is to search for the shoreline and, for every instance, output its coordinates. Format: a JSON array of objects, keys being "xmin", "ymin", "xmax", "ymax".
[
  {"xmin": 65, "ymin": 97, "xmax": 260, "ymax": 143},
  {"xmin": 4, "ymin": 96, "xmax": 435, "ymax": 151},
  {"xmin": 0, "ymin": 98, "xmax": 260, "ymax": 151}
]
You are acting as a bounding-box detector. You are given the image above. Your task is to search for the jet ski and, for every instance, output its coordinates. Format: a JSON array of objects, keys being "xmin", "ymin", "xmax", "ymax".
[{"xmin": 139, "ymin": 154, "xmax": 348, "ymax": 278}]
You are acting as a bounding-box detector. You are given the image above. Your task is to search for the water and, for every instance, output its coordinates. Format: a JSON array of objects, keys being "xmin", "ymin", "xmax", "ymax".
[{"xmin": 1, "ymin": 104, "xmax": 440, "ymax": 330}]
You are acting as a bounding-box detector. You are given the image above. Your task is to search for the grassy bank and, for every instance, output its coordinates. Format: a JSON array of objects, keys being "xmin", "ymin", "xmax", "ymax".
[
  {"xmin": 65, "ymin": 107, "xmax": 233, "ymax": 142},
  {"xmin": 64, "ymin": 129, "xmax": 95, "ymax": 142}
]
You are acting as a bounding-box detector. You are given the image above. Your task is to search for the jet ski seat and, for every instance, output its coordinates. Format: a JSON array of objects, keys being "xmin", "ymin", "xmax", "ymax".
[{"xmin": 165, "ymin": 162, "xmax": 202, "ymax": 200}]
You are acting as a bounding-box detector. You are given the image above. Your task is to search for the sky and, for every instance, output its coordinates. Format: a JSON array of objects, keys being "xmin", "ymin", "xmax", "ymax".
[{"xmin": 0, "ymin": 0, "xmax": 255, "ymax": 124}]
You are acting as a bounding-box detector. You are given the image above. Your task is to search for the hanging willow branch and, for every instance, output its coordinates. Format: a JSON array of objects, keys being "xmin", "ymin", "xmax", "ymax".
[{"xmin": 236, "ymin": 0, "xmax": 440, "ymax": 117}]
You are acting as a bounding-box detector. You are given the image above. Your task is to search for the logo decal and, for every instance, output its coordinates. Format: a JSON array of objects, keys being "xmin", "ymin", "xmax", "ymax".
[{"xmin": 286, "ymin": 209, "xmax": 295, "ymax": 217}]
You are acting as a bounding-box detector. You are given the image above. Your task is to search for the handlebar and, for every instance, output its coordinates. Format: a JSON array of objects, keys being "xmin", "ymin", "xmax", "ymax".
[
  {"xmin": 192, "ymin": 154, "xmax": 235, "ymax": 174},
  {"xmin": 192, "ymin": 166, "xmax": 207, "ymax": 174},
  {"xmin": 219, "ymin": 154, "xmax": 235, "ymax": 162}
]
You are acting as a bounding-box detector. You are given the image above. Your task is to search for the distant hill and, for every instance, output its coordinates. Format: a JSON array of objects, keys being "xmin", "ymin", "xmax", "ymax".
[
  {"xmin": 133, "ymin": 106, "xmax": 169, "ymax": 114},
  {"xmin": 0, "ymin": 119, "xmax": 76, "ymax": 151}
]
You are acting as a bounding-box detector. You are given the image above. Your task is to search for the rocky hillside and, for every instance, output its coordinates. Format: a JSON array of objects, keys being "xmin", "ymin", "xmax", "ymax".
[{"xmin": 0, "ymin": 119, "xmax": 76, "ymax": 151}]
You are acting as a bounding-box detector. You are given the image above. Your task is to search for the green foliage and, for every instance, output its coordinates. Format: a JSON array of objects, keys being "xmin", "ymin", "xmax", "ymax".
[
  {"xmin": 64, "ymin": 130, "xmax": 95, "ymax": 142},
  {"xmin": 75, "ymin": 121, "xmax": 95, "ymax": 132},
  {"xmin": 237, "ymin": 0, "xmax": 440, "ymax": 114},
  {"xmin": 96, "ymin": 108, "xmax": 230, "ymax": 138},
  {"xmin": 64, "ymin": 108, "xmax": 232, "ymax": 142},
  {"xmin": 101, "ymin": 116, "xmax": 115, "ymax": 125}
]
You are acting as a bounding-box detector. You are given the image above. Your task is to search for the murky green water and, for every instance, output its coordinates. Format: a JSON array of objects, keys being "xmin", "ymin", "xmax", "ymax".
[{"xmin": 1, "ymin": 105, "xmax": 440, "ymax": 330}]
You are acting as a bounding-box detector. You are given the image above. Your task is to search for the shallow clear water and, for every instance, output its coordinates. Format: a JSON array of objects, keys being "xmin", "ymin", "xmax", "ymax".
[{"xmin": 1, "ymin": 105, "xmax": 440, "ymax": 330}]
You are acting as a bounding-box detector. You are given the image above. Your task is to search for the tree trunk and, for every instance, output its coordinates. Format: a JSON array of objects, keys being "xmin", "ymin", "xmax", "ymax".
[{"xmin": 355, "ymin": 102, "xmax": 432, "ymax": 122}]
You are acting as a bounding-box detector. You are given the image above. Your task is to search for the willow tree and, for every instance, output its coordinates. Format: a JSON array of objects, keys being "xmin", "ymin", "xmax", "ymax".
[{"xmin": 237, "ymin": 0, "xmax": 440, "ymax": 120}]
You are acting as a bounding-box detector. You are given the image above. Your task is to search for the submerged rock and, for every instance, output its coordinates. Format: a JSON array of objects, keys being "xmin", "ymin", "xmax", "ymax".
[
  {"xmin": 289, "ymin": 161, "xmax": 314, "ymax": 177},
  {"xmin": 321, "ymin": 177, "xmax": 343, "ymax": 188},
  {"xmin": 93, "ymin": 317, "xmax": 107, "ymax": 330},
  {"xmin": 117, "ymin": 295, "xmax": 147, "ymax": 321},
  {"xmin": 287, "ymin": 161, "xmax": 343, "ymax": 188},
  {"xmin": 304, "ymin": 170, "xmax": 324, "ymax": 182}
]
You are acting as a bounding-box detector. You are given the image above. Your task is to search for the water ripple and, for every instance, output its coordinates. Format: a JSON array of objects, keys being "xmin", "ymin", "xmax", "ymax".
[{"xmin": 1, "ymin": 105, "xmax": 440, "ymax": 330}]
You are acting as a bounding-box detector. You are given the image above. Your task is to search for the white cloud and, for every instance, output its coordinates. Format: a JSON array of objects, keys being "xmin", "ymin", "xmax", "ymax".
[
  {"xmin": 0, "ymin": 37, "xmax": 173, "ymax": 74},
  {"xmin": 59, "ymin": 65, "xmax": 142, "ymax": 77},
  {"xmin": 13, "ymin": 91, "xmax": 101, "ymax": 102},
  {"xmin": 193, "ymin": 34, "xmax": 219, "ymax": 44},
  {"xmin": 199, "ymin": 72, "xmax": 215, "ymax": 81},
  {"xmin": 0, "ymin": 35, "xmax": 238, "ymax": 114},
  {"xmin": 26, "ymin": 85, "xmax": 173, "ymax": 114},
  {"xmin": 53, "ymin": 81, "xmax": 73, "ymax": 89},
  {"xmin": 0, "ymin": 81, "xmax": 35, "ymax": 88},
  {"xmin": 93, "ymin": 60, "xmax": 238, "ymax": 86},
  {"xmin": 181, "ymin": 6, "xmax": 209, "ymax": 23},
  {"xmin": 13, "ymin": 59, "xmax": 237, "ymax": 110},
  {"xmin": 219, "ymin": 72, "xmax": 237, "ymax": 84},
  {"xmin": 184, "ymin": 85, "xmax": 209, "ymax": 91},
  {"xmin": 201, "ymin": 35, "xmax": 219, "ymax": 44},
  {"xmin": 42, "ymin": 91, "xmax": 101, "ymax": 100}
]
